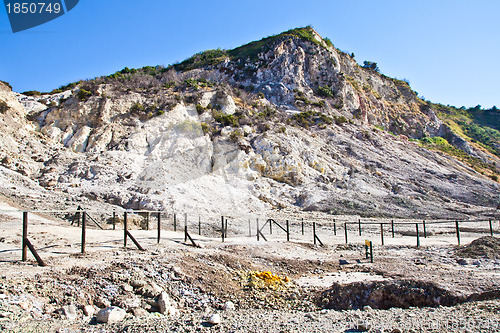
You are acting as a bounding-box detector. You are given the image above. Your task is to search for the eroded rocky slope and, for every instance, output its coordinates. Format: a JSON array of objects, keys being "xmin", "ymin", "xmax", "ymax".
[{"xmin": 1, "ymin": 27, "xmax": 499, "ymax": 218}]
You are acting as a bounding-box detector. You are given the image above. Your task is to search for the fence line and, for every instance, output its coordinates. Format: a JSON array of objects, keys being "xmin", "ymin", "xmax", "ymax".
[{"xmin": 6, "ymin": 209, "xmax": 499, "ymax": 267}]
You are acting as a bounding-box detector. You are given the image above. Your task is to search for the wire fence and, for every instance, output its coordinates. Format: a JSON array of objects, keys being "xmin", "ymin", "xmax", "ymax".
[{"xmin": 0, "ymin": 208, "xmax": 498, "ymax": 266}]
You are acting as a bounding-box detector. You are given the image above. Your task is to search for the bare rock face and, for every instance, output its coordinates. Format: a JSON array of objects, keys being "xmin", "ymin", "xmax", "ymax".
[{"xmin": 0, "ymin": 27, "xmax": 498, "ymax": 218}]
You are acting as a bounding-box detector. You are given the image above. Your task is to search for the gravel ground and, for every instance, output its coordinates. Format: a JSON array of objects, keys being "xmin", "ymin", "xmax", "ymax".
[{"xmin": 0, "ymin": 231, "xmax": 499, "ymax": 333}]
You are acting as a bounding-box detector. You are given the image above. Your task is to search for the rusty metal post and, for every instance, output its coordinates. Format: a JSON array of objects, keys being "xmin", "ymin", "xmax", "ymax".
[
  {"xmin": 173, "ymin": 213, "xmax": 177, "ymax": 232},
  {"xmin": 256, "ymin": 218, "xmax": 260, "ymax": 241},
  {"xmin": 313, "ymin": 222, "xmax": 317, "ymax": 245},
  {"xmin": 124, "ymin": 212, "xmax": 128, "ymax": 247},
  {"xmin": 423, "ymin": 220, "xmax": 427, "ymax": 238},
  {"xmin": 221, "ymin": 216, "xmax": 225, "ymax": 242},
  {"xmin": 416, "ymin": 223, "xmax": 420, "ymax": 248},
  {"xmin": 198, "ymin": 216, "xmax": 201, "ymax": 236},
  {"xmin": 358, "ymin": 219, "xmax": 362, "ymax": 236},
  {"xmin": 455, "ymin": 220, "xmax": 460, "ymax": 246},
  {"xmin": 157, "ymin": 212, "xmax": 161, "ymax": 244},
  {"xmin": 344, "ymin": 222, "xmax": 348, "ymax": 244},
  {"xmin": 113, "ymin": 211, "xmax": 116, "ymax": 230},
  {"xmin": 22, "ymin": 212, "xmax": 28, "ymax": 261},
  {"xmin": 380, "ymin": 223, "xmax": 384, "ymax": 246},
  {"xmin": 391, "ymin": 220, "xmax": 395, "ymax": 238},
  {"xmin": 269, "ymin": 219, "xmax": 272, "ymax": 235},
  {"xmin": 490, "ymin": 219, "xmax": 493, "ymax": 237},
  {"xmin": 81, "ymin": 211, "xmax": 86, "ymax": 253},
  {"xmin": 333, "ymin": 219, "xmax": 337, "ymax": 236},
  {"xmin": 301, "ymin": 218, "xmax": 304, "ymax": 235}
]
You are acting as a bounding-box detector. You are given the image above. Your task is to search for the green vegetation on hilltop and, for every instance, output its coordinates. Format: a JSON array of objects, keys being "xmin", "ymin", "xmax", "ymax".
[
  {"xmin": 229, "ymin": 26, "xmax": 330, "ymax": 61},
  {"xmin": 419, "ymin": 135, "xmax": 498, "ymax": 179},
  {"xmin": 174, "ymin": 49, "xmax": 228, "ymax": 72},
  {"xmin": 430, "ymin": 102, "xmax": 500, "ymax": 157},
  {"xmin": 0, "ymin": 80, "xmax": 12, "ymax": 90},
  {"xmin": 173, "ymin": 26, "xmax": 330, "ymax": 71}
]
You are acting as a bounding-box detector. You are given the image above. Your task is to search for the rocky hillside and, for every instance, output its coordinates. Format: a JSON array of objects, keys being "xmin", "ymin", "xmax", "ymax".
[{"xmin": 1, "ymin": 27, "xmax": 499, "ymax": 218}]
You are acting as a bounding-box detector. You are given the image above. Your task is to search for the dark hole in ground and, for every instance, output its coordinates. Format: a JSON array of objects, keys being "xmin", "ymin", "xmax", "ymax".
[{"xmin": 317, "ymin": 280, "xmax": 463, "ymax": 310}]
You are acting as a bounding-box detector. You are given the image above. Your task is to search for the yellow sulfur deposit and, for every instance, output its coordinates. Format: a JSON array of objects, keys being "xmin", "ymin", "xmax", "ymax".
[{"xmin": 242, "ymin": 271, "xmax": 291, "ymax": 291}]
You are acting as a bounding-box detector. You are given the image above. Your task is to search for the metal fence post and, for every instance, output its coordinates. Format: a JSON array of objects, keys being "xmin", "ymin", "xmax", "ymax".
[
  {"xmin": 157, "ymin": 212, "xmax": 161, "ymax": 244},
  {"xmin": 124, "ymin": 212, "xmax": 128, "ymax": 247},
  {"xmin": 455, "ymin": 220, "xmax": 460, "ymax": 246},
  {"xmin": 313, "ymin": 222, "xmax": 317, "ymax": 245},
  {"xmin": 380, "ymin": 223, "xmax": 384, "ymax": 246},
  {"xmin": 256, "ymin": 218, "xmax": 260, "ymax": 241},
  {"xmin": 344, "ymin": 222, "xmax": 348, "ymax": 244},
  {"xmin": 286, "ymin": 220, "xmax": 290, "ymax": 242},
  {"xmin": 22, "ymin": 212, "xmax": 28, "ymax": 261},
  {"xmin": 221, "ymin": 216, "xmax": 225, "ymax": 242},
  {"xmin": 416, "ymin": 223, "xmax": 420, "ymax": 248},
  {"xmin": 81, "ymin": 211, "xmax": 86, "ymax": 254}
]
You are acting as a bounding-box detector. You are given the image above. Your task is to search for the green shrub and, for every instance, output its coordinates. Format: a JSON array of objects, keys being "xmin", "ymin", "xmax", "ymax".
[
  {"xmin": 175, "ymin": 49, "xmax": 228, "ymax": 72},
  {"xmin": 333, "ymin": 115, "xmax": 349, "ymax": 125},
  {"xmin": 363, "ymin": 61, "xmax": 380, "ymax": 72},
  {"xmin": 163, "ymin": 81, "xmax": 176, "ymax": 89},
  {"xmin": 130, "ymin": 102, "xmax": 146, "ymax": 113},
  {"xmin": 196, "ymin": 104, "xmax": 205, "ymax": 114},
  {"xmin": 490, "ymin": 175, "xmax": 498, "ymax": 181},
  {"xmin": 316, "ymin": 86, "xmax": 335, "ymax": 98},
  {"xmin": 312, "ymin": 100, "xmax": 326, "ymax": 108},
  {"xmin": 23, "ymin": 90, "xmax": 41, "ymax": 96},
  {"xmin": 184, "ymin": 79, "xmax": 199, "ymax": 90},
  {"xmin": 291, "ymin": 111, "xmax": 333, "ymax": 128},
  {"xmin": 0, "ymin": 80, "xmax": 12, "ymax": 90},
  {"xmin": 214, "ymin": 111, "xmax": 240, "ymax": 127},
  {"xmin": 201, "ymin": 122, "xmax": 212, "ymax": 135},
  {"xmin": 50, "ymin": 81, "xmax": 80, "ymax": 94},
  {"xmin": 229, "ymin": 129, "xmax": 244, "ymax": 142},
  {"xmin": 0, "ymin": 100, "xmax": 9, "ymax": 113},
  {"xmin": 77, "ymin": 89, "xmax": 92, "ymax": 101}
]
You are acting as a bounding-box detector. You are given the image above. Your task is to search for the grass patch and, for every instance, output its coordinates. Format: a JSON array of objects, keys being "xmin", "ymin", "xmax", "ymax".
[
  {"xmin": 290, "ymin": 110, "xmax": 333, "ymax": 128},
  {"xmin": 174, "ymin": 49, "xmax": 228, "ymax": 72},
  {"xmin": 420, "ymin": 136, "xmax": 498, "ymax": 175}
]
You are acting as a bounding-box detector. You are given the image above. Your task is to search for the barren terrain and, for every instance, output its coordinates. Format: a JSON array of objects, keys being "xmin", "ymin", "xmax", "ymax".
[{"xmin": 1, "ymin": 197, "xmax": 499, "ymax": 332}]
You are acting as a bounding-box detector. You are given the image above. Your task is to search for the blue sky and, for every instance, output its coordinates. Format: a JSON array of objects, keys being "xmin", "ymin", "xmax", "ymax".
[{"xmin": 1, "ymin": 0, "xmax": 499, "ymax": 108}]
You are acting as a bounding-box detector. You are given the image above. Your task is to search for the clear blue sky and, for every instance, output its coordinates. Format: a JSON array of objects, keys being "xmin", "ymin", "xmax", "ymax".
[{"xmin": 1, "ymin": 0, "xmax": 499, "ymax": 108}]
